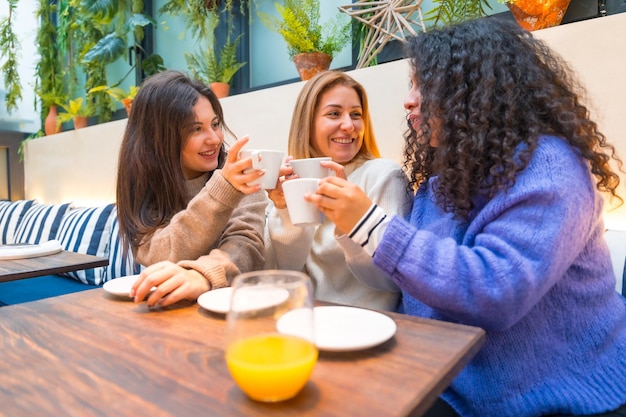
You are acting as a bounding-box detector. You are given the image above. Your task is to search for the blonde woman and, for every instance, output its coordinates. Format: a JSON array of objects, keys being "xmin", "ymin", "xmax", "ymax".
[{"xmin": 265, "ymin": 71, "xmax": 412, "ymax": 311}]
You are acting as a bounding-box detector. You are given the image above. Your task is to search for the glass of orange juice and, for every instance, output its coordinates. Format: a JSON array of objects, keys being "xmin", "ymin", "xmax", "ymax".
[{"xmin": 225, "ymin": 270, "xmax": 317, "ymax": 402}]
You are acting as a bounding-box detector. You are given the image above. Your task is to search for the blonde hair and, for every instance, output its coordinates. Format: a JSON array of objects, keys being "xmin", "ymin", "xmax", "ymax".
[{"xmin": 287, "ymin": 71, "xmax": 380, "ymax": 161}]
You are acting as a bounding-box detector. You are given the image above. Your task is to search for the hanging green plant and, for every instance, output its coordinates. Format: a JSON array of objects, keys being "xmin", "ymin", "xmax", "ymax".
[
  {"xmin": 0, "ymin": 0, "xmax": 22, "ymax": 113},
  {"xmin": 34, "ymin": 0, "xmax": 65, "ymax": 114},
  {"xmin": 159, "ymin": 0, "xmax": 217, "ymax": 40},
  {"xmin": 424, "ymin": 0, "xmax": 492, "ymax": 27},
  {"xmin": 160, "ymin": 0, "xmax": 246, "ymax": 92}
]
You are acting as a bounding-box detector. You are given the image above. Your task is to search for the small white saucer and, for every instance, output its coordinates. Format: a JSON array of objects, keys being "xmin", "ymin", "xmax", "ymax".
[
  {"xmin": 197, "ymin": 287, "xmax": 233, "ymax": 314},
  {"xmin": 102, "ymin": 275, "xmax": 140, "ymax": 298},
  {"xmin": 277, "ymin": 306, "xmax": 397, "ymax": 352},
  {"xmin": 197, "ymin": 286, "xmax": 290, "ymax": 314}
]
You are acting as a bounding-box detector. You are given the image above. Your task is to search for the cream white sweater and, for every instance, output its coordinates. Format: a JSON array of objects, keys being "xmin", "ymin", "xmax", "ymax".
[{"xmin": 265, "ymin": 158, "xmax": 412, "ymax": 311}]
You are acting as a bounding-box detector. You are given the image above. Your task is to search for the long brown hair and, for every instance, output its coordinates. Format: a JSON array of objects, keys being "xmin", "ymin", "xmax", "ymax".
[
  {"xmin": 116, "ymin": 70, "xmax": 233, "ymax": 250},
  {"xmin": 287, "ymin": 70, "xmax": 380, "ymax": 161}
]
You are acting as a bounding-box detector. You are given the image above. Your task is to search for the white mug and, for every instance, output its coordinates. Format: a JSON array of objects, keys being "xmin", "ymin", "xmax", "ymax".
[
  {"xmin": 282, "ymin": 178, "xmax": 324, "ymax": 227},
  {"xmin": 289, "ymin": 157, "xmax": 332, "ymax": 179},
  {"xmin": 240, "ymin": 149, "xmax": 285, "ymax": 190}
]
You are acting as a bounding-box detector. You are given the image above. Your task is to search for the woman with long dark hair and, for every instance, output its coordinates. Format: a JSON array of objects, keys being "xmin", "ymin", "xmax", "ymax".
[{"xmin": 116, "ymin": 70, "xmax": 266, "ymax": 307}]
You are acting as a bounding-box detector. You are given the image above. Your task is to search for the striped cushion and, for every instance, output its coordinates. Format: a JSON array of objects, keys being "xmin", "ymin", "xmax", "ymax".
[
  {"xmin": 0, "ymin": 200, "xmax": 34, "ymax": 244},
  {"xmin": 56, "ymin": 204, "xmax": 116, "ymax": 285},
  {"xmin": 13, "ymin": 203, "xmax": 71, "ymax": 244},
  {"xmin": 104, "ymin": 207, "xmax": 143, "ymax": 282}
]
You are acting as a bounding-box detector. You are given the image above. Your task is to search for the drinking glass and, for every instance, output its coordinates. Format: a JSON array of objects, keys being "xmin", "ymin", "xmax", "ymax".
[{"xmin": 225, "ymin": 270, "xmax": 317, "ymax": 402}]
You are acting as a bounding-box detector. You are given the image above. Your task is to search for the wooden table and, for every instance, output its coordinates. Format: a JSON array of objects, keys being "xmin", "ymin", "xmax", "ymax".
[
  {"xmin": 0, "ymin": 250, "xmax": 109, "ymax": 283},
  {"xmin": 0, "ymin": 289, "xmax": 485, "ymax": 417}
]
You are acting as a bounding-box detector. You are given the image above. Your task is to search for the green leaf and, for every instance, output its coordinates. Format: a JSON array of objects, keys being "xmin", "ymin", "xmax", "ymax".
[
  {"xmin": 82, "ymin": 33, "xmax": 126, "ymax": 64},
  {"xmin": 125, "ymin": 13, "xmax": 156, "ymax": 32},
  {"xmin": 142, "ymin": 54, "xmax": 166, "ymax": 76},
  {"xmin": 80, "ymin": 0, "xmax": 120, "ymax": 25}
]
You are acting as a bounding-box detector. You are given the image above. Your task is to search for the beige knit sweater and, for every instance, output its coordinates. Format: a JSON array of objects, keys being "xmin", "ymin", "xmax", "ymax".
[{"xmin": 135, "ymin": 170, "xmax": 267, "ymax": 289}]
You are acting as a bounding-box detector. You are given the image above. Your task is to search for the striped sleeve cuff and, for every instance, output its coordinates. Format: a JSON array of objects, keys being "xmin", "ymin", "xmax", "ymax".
[{"xmin": 348, "ymin": 204, "xmax": 389, "ymax": 256}]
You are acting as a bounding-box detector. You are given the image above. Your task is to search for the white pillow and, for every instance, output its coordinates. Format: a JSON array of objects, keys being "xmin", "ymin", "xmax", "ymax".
[
  {"xmin": 13, "ymin": 202, "xmax": 71, "ymax": 244},
  {"xmin": 104, "ymin": 206, "xmax": 144, "ymax": 282},
  {"xmin": 0, "ymin": 200, "xmax": 34, "ymax": 244}
]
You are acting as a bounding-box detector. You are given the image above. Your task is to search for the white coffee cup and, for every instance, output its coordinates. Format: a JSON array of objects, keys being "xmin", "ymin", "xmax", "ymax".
[
  {"xmin": 289, "ymin": 157, "xmax": 332, "ymax": 179},
  {"xmin": 282, "ymin": 178, "xmax": 324, "ymax": 227},
  {"xmin": 240, "ymin": 149, "xmax": 285, "ymax": 190}
]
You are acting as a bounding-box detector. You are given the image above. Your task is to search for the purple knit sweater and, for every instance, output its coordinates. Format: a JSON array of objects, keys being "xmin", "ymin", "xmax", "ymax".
[{"xmin": 374, "ymin": 136, "xmax": 626, "ymax": 417}]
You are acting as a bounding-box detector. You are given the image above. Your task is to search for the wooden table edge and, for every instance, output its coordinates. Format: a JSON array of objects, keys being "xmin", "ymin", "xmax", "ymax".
[
  {"xmin": 403, "ymin": 326, "xmax": 486, "ymax": 417},
  {"xmin": 0, "ymin": 251, "xmax": 109, "ymax": 282}
]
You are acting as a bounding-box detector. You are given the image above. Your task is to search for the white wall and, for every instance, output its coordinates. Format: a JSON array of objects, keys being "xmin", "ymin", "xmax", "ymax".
[
  {"xmin": 24, "ymin": 13, "xmax": 626, "ymax": 209},
  {"xmin": 23, "ymin": 57, "xmax": 412, "ymax": 206}
]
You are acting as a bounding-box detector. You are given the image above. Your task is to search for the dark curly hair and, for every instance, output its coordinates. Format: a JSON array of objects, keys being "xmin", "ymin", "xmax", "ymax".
[{"xmin": 403, "ymin": 18, "xmax": 622, "ymax": 220}]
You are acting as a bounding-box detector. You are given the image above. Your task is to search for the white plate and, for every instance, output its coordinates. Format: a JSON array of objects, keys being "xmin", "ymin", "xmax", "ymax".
[
  {"xmin": 102, "ymin": 275, "xmax": 140, "ymax": 297},
  {"xmin": 277, "ymin": 306, "xmax": 397, "ymax": 352},
  {"xmin": 197, "ymin": 286, "xmax": 291, "ymax": 314},
  {"xmin": 0, "ymin": 240, "xmax": 62, "ymax": 260},
  {"xmin": 197, "ymin": 287, "xmax": 234, "ymax": 314}
]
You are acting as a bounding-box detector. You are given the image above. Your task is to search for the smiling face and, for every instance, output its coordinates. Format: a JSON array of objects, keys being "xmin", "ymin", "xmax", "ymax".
[
  {"xmin": 404, "ymin": 74, "xmax": 422, "ymax": 133},
  {"xmin": 404, "ymin": 73, "xmax": 439, "ymax": 147},
  {"xmin": 180, "ymin": 95, "xmax": 224, "ymax": 179},
  {"xmin": 311, "ymin": 85, "xmax": 364, "ymax": 165}
]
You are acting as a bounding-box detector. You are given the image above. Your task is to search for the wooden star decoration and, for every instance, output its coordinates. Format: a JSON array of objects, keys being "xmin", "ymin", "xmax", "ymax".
[{"xmin": 339, "ymin": 0, "xmax": 426, "ymax": 68}]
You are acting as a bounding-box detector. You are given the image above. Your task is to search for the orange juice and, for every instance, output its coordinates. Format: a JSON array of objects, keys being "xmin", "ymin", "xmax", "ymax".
[{"xmin": 226, "ymin": 333, "xmax": 318, "ymax": 402}]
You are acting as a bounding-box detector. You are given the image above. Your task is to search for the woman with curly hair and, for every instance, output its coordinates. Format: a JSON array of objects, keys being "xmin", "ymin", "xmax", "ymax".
[{"xmin": 305, "ymin": 18, "xmax": 626, "ymax": 417}]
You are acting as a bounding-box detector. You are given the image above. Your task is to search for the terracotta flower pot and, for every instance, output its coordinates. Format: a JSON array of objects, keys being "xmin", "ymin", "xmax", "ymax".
[
  {"xmin": 44, "ymin": 105, "xmax": 61, "ymax": 135},
  {"xmin": 292, "ymin": 52, "xmax": 332, "ymax": 81},
  {"xmin": 507, "ymin": 0, "xmax": 571, "ymax": 31},
  {"xmin": 210, "ymin": 82, "xmax": 230, "ymax": 99},
  {"xmin": 121, "ymin": 98, "xmax": 133, "ymax": 116},
  {"xmin": 73, "ymin": 116, "xmax": 89, "ymax": 130}
]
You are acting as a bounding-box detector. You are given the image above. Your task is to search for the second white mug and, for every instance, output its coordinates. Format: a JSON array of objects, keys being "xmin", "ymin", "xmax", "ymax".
[
  {"xmin": 289, "ymin": 157, "xmax": 332, "ymax": 179},
  {"xmin": 282, "ymin": 178, "xmax": 324, "ymax": 227},
  {"xmin": 240, "ymin": 149, "xmax": 284, "ymax": 189}
]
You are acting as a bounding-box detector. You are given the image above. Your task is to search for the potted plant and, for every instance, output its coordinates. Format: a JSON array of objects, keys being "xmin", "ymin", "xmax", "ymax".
[
  {"xmin": 39, "ymin": 91, "xmax": 68, "ymax": 135},
  {"xmin": 186, "ymin": 33, "xmax": 246, "ymax": 98},
  {"xmin": 160, "ymin": 0, "xmax": 246, "ymax": 97},
  {"xmin": 34, "ymin": 0, "xmax": 66, "ymax": 136},
  {"xmin": 89, "ymin": 85, "xmax": 139, "ymax": 116},
  {"xmin": 56, "ymin": 98, "xmax": 91, "ymax": 130},
  {"xmin": 258, "ymin": 0, "xmax": 351, "ymax": 80},
  {"xmin": 80, "ymin": 1, "xmax": 165, "ymax": 122}
]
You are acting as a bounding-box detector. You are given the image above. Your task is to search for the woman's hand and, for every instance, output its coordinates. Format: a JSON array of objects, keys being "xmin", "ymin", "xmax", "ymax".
[
  {"xmin": 270, "ymin": 158, "xmax": 345, "ymax": 209},
  {"xmin": 305, "ymin": 176, "xmax": 373, "ymax": 235},
  {"xmin": 130, "ymin": 261, "xmax": 209, "ymax": 307},
  {"xmin": 320, "ymin": 160, "xmax": 347, "ymax": 179},
  {"xmin": 221, "ymin": 136, "xmax": 264, "ymax": 194}
]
